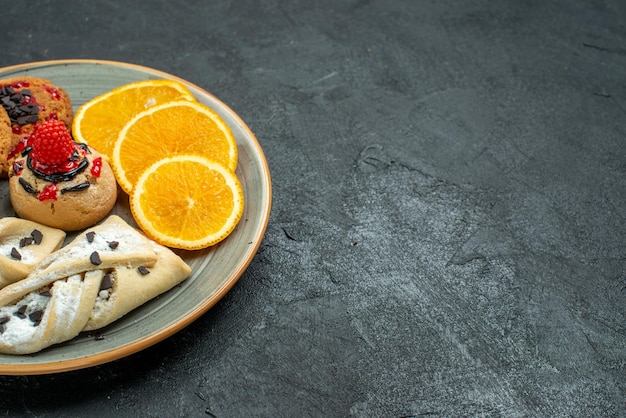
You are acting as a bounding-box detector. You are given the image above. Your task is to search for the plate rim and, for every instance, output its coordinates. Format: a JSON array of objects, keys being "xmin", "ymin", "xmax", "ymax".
[{"xmin": 0, "ymin": 59, "xmax": 272, "ymax": 375}]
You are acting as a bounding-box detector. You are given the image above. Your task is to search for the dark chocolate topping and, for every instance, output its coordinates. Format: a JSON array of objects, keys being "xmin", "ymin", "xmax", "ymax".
[{"xmin": 90, "ymin": 251, "xmax": 101, "ymax": 266}]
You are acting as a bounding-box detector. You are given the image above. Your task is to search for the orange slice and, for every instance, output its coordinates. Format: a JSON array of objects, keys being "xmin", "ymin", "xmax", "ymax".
[
  {"xmin": 72, "ymin": 79, "xmax": 196, "ymax": 159},
  {"xmin": 130, "ymin": 155, "xmax": 244, "ymax": 250},
  {"xmin": 112, "ymin": 100, "xmax": 237, "ymax": 194}
]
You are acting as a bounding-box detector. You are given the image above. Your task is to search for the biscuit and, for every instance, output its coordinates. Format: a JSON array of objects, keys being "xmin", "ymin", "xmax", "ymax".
[
  {"xmin": 9, "ymin": 143, "xmax": 117, "ymax": 231},
  {"xmin": 0, "ymin": 77, "xmax": 73, "ymax": 176}
]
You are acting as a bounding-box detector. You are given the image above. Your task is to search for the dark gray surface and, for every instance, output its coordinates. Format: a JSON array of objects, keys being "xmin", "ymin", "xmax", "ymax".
[{"xmin": 0, "ymin": 0, "xmax": 625, "ymax": 416}]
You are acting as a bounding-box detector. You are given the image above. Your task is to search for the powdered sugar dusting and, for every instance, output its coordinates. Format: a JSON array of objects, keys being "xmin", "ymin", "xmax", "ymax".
[
  {"xmin": 0, "ymin": 291, "xmax": 49, "ymax": 346},
  {"xmin": 0, "ymin": 241, "xmax": 37, "ymax": 264}
]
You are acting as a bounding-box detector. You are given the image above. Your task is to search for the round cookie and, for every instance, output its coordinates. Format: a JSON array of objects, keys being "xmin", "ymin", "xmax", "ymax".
[
  {"xmin": 9, "ymin": 120, "xmax": 117, "ymax": 231},
  {"xmin": 0, "ymin": 77, "xmax": 73, "ymax": 176},
  {"xmin": 10, "ymin": 147, "xmax": 118, "ymax": 231}
]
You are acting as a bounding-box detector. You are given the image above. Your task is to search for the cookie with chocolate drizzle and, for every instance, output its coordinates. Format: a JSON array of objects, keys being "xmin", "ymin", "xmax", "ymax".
[
  {"xmin": 0, "ymin": 77, "xmax": 73, "ymax": 177},
  {"xmin": 9, "ymin": 120, "xmax": 117, "ymax": 231}
]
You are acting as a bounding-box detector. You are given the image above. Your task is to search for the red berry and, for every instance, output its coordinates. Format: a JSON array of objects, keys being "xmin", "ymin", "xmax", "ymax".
[{"xmin": 29, "ymin": 120, "xmax": 75, "ymax": 167}]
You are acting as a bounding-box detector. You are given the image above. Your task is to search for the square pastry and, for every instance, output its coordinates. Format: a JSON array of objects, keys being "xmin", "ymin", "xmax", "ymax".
[{"xmin": 0, "ymin": 217, "xmax": 66, "ymax": 288}]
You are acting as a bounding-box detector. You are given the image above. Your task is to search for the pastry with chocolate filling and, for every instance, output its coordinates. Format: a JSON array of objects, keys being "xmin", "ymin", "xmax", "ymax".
[
  {"xmin": 0, "ymin": 77, "xmax": 73, "ymax": 176},
  {"xmin": 9, "ymin": 120, "xmax": 117, "ymax": 231}
]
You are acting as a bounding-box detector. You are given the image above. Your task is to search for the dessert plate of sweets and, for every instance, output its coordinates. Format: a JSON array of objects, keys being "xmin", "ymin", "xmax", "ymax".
[{"xmin": 0, "ymin": 60, "xmax": 271, "ymax": 374}]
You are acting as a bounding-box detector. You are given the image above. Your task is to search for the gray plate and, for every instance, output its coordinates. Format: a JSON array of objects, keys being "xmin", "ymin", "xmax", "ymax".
[{"xmin": 0, "ymin": 60, "xmax": 271, "ymax": 375}]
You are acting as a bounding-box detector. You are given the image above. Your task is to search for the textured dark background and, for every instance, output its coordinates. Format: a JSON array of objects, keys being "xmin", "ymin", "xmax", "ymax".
[{"xmin": 0, "ymin": 0, "xmax": 625, "ymax": 416}]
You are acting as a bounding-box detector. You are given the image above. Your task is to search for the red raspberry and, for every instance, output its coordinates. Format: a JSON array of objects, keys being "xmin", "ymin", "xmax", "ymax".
[{"xmin": 29, "ymin": 120, "xmax": 75, "ymax": 167}]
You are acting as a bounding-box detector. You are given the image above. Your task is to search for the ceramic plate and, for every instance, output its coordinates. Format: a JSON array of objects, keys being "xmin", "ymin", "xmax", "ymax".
[{"xmin": 0, "ymin": 60, "xmax": 271, "ymax": 375}]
